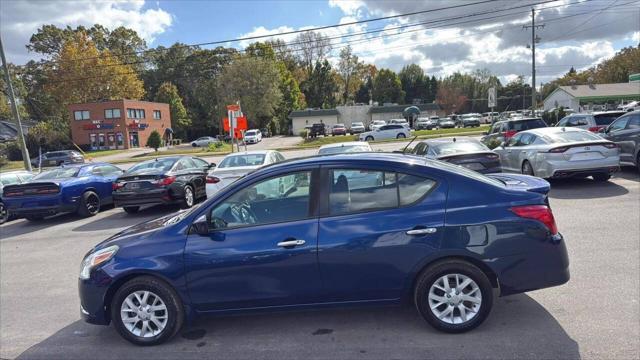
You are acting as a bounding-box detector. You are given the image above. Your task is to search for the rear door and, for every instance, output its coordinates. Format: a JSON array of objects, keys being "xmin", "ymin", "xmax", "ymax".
[{"xmin": 317, "ymin": 165, "xmax": 446, "ymax": 302}]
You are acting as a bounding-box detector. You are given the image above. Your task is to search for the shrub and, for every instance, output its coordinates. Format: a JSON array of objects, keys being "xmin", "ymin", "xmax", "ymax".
[
  {"xmin": 299, "ymin": 130, "xmax": 308, "ymax": 139},
  {"xmin": 1, "ymin": 141, "xmax": 23, "ymax": 161},
  {"xmin": 207, "ymin": 141, "xmax": 224, "ymax": 152},
  {"xmin": 146, "ymin": 130, "xmax": 162, "ymax": 151}
]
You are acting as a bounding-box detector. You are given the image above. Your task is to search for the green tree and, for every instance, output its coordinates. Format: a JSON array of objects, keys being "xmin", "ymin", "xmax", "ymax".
[
  {"xmin": 146, "ymin": 130, "xmax": 162, "ymax": 151},
  {"xmin": 337, "ymin": 45, "xmax": 362, "ymax": 104},
  {"xmin": 154, "ymin": 82, "xmax": 190, "ymax": 139},
  {"xmin": 301, "ymin": 60, "xmax": 338, "ymax": 109},
  {"xmin": 372, "ymin": 69, "xmax": 404, "ymax": 104},
  {"xmin": 399, "ymin": 64, "xmax": 428, "ymax": 104}
]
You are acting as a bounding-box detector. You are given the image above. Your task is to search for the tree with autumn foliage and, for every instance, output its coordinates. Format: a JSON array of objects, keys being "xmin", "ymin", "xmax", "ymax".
[{"xmin": 435, "ymin": 86, "xmax": 467, "ymax": 114}]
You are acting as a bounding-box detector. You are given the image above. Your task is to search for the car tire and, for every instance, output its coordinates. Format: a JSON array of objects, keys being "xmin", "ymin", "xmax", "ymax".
[
  {"xmin": 123, "ymin": 206, "xmax": 140, "ymax": 214},
  {"xmin": 180, "ymin": 186, "xmax": 195, "ymax": 209},
  {"xmin": 365, "ymin": 136, "xmax": 374, "ymax": 141},
  {"xmin": 397, "ymin": 133, "xmax": 406, "ymax": 139},
  {"xmin": 521, "ymin": 161, "xmax": 535, "ymax": 176},
  {"xmin": 414, "ymin": 259, "xmax": 493, "ymax": 333},
  {"xmin": 111, "ymin": 276, "xmax": 184, "ymax": 346},
  {"xmin": 77, "ymin": 191, "xmax": 101, "ymax": 217},
  {"xmin": 0, "ymin": 202, "xmax": 7, "ymax": 225},
  {"xmin": 25, "ymin": 215, "xmax": 45, "ymax": 222},
  {"xmin": 593, "ymin": 173, "xmax": 611, "ymax": 182}
]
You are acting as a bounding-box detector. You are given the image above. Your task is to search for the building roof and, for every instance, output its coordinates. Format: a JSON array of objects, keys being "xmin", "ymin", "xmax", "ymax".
[
  {"xmin": 290, "ymin": 109, "xmax": 339, "ymax": 118},
  {"xmin": 553, "ymin": 83, "xmax": 640, "ymax": 100},
  {"xmin": 369, "ymin": 103, "xmax": 441, "ymax": 114}
]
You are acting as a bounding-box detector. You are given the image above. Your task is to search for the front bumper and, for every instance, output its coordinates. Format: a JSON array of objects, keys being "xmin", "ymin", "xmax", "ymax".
[
  {"xmin": 113, "ymin": 188, "xmax": 178, "ymax": 207},
  {"xmin": 244, "ymin": 138, "xmax": 259, "ymax": 144},
  {"xmin": 78, "ymin": 270, "xmax": 114, "ymax": 325}
]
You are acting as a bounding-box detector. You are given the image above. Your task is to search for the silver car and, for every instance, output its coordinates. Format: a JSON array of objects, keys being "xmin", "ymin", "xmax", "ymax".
[{"xmin": 493, "ymin": 127, "xmax": 619, "ymax": 181}]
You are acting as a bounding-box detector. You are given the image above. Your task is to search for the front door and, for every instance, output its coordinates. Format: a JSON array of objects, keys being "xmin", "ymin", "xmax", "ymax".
[
  {"xmin": 317, "ymin": 166, "xmax": 446, "ymax": 302},
  {"xmin": 185, "ymin": 169, "xmax": 321, "ymax": 311}
]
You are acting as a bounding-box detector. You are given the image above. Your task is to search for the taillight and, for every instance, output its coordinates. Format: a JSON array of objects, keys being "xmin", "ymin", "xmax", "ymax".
[
  {"xmin": 588, "ymin": 126, "xmax": 601, "ymax": 132},
  {"xmin": 503, "ymin": 130, "xmax": 517, "ymax": 139},
  {"xmin": 206, "ymin": 176, "xmax": 220, "ymax": 184},
  {"xmin": 486, "ymin": 154, "xmax": 499, "ymax": 159},
  {"xmin": 36, "ymin": 188, "xmax": 58, "ymax": 194},
  {"xmin": 547, "ymin": 146, "xmax": 569, "ymax": 153},
  {"xmin": 112, "ymin": 182, "xmax": 124, "ymax": 191},
  {"xmin": 511, "ymin": 205, "xmax": 558, "ymax": 235},
  {"xmin": 155, "ymin": 176, "xmax": 176, "ymax": 187},
  {"xmin": 603, "ymin": 143, "xmax": 617, "ymax": 149}
]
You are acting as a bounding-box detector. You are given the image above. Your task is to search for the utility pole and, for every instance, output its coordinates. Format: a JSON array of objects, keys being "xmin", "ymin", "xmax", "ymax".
[
  {"xmin": 0, "ymin": 35, "xmax": 32, "ymax": 171},
  {"xmin": 524, "ymin": 8, "xmax": 543, "ymax": 111}
]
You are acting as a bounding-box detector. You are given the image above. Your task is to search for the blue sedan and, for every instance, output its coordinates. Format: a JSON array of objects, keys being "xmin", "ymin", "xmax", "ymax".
[
  {"xmin": 3, "ymin": 162, "xmax": 123, "ymax": 221},
  {"xmin": 78, "ymin": 153, "xmax": 569, "ymax": 345}
]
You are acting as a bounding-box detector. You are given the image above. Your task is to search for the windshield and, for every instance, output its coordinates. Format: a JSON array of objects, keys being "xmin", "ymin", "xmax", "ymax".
[
  {"xmin": 432, "ymin": 142, "xmax": 488, "ymax": 156},
  {"xmin": 245, "ymin": 130, "xmax": 257, "ymax": 136},
  {"xmin": 373, "ymin": 121, "xmax": 385, "ymax": 125},
  {"xmin": 33, "ymin": 167, "xmax": 79, "ymax": 180},
  {"xmin": 319, "ymin": 145, "xmax": 371, "ymax": 155},
  {"xmin": 218, "ymin": 154, "xmax": 266, "ymax": 168},
  {"xmin": 127, "ymin": 158, "xmax": 176, "ymax": 173},
  {"xmin": 543, "ymin": 131, "xmax": 602, "ymax": 143}
]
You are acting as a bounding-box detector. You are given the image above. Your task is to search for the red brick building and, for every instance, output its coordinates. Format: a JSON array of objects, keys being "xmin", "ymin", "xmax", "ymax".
[{"xmin": 68, "ymin": 100, "xmax": 171, "ymax": 150}]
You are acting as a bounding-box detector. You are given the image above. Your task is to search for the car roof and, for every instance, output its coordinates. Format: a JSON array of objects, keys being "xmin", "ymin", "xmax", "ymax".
[
  {"xmin": 319, "ymin": 141, "xmax": 370, "ymax": 149},
  {"xmin": 524, "ymin": 127, "xmax": 587, "ymax": 136},
  {"xmin": 225, "ymin": 150, "xmax": 273, "ymax": 156},
  {"xmin": 418, "ymin": 137, "xmax": 480, "ymax": 145}
]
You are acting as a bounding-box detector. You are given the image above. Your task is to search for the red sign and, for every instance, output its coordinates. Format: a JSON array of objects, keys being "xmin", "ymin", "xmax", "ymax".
[
  {"xmin": 128, "ymin": 123, "xmax": 149, "ymax": 130},
  {"xmin": 222, "ymin": 116, "xmax": 248, "ymax": 131},
  {"xmin": 226, "ymin": 104, "xmax": 240, "ymax": 111}
]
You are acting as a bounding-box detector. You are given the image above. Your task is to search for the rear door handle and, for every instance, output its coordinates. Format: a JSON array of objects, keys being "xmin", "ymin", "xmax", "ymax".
[
  {"xmin": 277, "ymin": 239, "xmax": 306, "ymax": 247},
  {"xmin": 406, "ymin": 228, "xmax": 437, "ymax": 235}
]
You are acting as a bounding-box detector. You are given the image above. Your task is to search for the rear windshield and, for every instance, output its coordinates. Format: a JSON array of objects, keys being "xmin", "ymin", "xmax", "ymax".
[
  {"xmin": 509, "ymin": 119, "xmax": 546, "ymax": 131},
  {"xmin": 127, "ymin": 158, "xmax": 176, "ymax": 173},
  {"xmin": 543, "ymin": 131, "xmax": 602, "ymax": 143},
  {"xmin": 594, "ymin": 113, "xmax": 625, "ymax": 125},
  {"xmin": 33, "ymin": 167, "xmax": 79, "ymax": 180},
  {"xmin": 319, "ymin": 144, "xmax": 371, "ymax": 155},
  {"xmin": 432, "ymin": 142, "xmax": 488, "ymax": 156},
  {"xmin": 218, "ymin": 154, "xmax": 266, "ymax": 168},
  {"xmin": 45, "ymin": 151, "xmax": 70, "ymax": 158}
]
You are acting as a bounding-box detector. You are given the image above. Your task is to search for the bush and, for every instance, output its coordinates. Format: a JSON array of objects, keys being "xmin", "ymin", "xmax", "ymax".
[
  {"xmin": 0, "ymin": 143, "xmax": 9, "ymax": 167},
  {"xmin": 146, "ymin": 130, "xmax": 162, "ymax": 151},
  {"xmin": 2, "ymin": 141, "xmax": 23, "ymax": 161},
  {"xmin": 207, "ymin": 141, "xmax": 224, "ymax": 152},
  {"xmin": 299, "ymin": 130, "xmax": 308, "ymax": 139}
]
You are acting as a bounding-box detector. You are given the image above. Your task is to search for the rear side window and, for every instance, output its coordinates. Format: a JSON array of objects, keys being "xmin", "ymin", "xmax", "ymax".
[
  {"xmin": 510, "ymin": 119, "xmax": 546, "ymax": 131},
  {"xmin": 595, "ymin": 113, "xmax": 625, "ymax": 126},
  {"xmin": 398, "ymin": 173, "xmax": 435, "ymax": 206}
]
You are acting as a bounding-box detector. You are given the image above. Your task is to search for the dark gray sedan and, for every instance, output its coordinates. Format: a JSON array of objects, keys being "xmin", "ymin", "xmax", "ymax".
[
  {"xmin": 600, "ymin": 110, "xmax": 640, "ymax": 168},
  {"xmin": 410, "ymin": 137, "xmax": 501, "ymax": 174}
]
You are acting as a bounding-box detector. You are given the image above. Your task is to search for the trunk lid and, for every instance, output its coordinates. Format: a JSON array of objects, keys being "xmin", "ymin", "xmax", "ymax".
[{"xmin": 486, "ymin": 173, "xmax": 550, "ymax": 195}]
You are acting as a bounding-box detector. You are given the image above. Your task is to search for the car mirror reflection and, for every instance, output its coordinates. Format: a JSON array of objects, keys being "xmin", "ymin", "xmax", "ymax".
[{"xmin": 191, "ymin": 215, "xmax": 209, "ymax": 235}]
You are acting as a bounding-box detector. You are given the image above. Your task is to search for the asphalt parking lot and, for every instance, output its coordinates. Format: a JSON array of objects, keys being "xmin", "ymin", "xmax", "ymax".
[{"xmin": 0, "ymin": 165, "xmax": 638, "ymax": 359}]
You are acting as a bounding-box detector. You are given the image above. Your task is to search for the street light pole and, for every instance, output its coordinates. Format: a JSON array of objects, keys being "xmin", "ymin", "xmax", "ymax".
[{"xmin": 0, "ymin": 35, "xmax": 31, "ymax": 171}]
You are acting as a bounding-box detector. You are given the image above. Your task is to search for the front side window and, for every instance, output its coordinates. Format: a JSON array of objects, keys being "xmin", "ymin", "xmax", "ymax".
[
  {"xmin": 608, "ymin": 117, "xmax": 629, "ymax": 132},
  {"xmin": 209, "ymin": 171, "xmax": 312, "ymax": 229},
  {"xmin": 626, "ymin": 115, "xmax": 640, "ymax": 129}
]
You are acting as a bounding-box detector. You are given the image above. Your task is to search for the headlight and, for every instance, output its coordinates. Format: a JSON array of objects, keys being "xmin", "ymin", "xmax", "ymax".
[{"xmin": 79, "ymin": 245, "xmax": 119, "ymax": 279}]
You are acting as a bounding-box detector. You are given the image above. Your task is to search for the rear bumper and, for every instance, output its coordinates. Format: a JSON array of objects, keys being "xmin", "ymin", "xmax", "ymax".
[
  {"xmin": 536, "ymin": 157, "xmax": 620, "ymax": 178},
  {"xmin": 4, "ymin": 196, "xmax": 78, "ymax": 216},
  {"xmin": 113, "ymin": 188, "xmax": 178, "ymax": 207},
  {"xmin": 551, "ymin": 166, "xmax": 619, "ymax": 179}
]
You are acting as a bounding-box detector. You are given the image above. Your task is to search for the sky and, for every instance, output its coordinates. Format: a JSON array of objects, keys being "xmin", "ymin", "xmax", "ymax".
[{"xmin": 1, "ymin": 0, "xmax": 639, "ymax": 85}]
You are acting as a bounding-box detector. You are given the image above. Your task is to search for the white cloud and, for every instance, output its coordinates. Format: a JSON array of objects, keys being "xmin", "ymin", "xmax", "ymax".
[
  {"xmin": 1, "ymin": 0, "xmax": 173, "ymax": 64},
  {"xmin": 328, "ymin": 0, "xmax": 365, "ymax": 16}
]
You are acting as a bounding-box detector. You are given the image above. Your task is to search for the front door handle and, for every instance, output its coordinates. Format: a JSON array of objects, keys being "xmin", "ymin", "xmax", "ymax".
[
  {"xmin": 406, "ymin": 228, "xmax": 437, "ymax": 235},
  {"xmin": 277, "ymin": 239, "xmax": 306, "ymax": 248}
]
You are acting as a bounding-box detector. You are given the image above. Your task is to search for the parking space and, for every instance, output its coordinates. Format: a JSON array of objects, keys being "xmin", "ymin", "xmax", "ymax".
[{"xmin": 1, "ymin": 166, "xmax": 637, "ymax": 359}]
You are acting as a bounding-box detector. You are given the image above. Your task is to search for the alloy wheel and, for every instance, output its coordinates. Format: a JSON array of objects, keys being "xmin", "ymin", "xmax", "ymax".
[
  {"xmin": 120, "ymin": 290, "xmax": 168, "ymax": 338},
  {"xmin": 86, "ymin": 194, "xmax": 100, "ymax": 214},
  {"xmin": 428, "ymin": 273, "xmax": 482, "ymax": 325},
  {"xmin": 185, "ymin": 187, "xmax": 194, "ymax": 207}
]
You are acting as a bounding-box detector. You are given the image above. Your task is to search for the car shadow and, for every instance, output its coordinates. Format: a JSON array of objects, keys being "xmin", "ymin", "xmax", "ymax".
[
  {"xmin": 72, "ymin": 205, "xmax": 180, "ymax": 232},
  {"xmin": 0, "ymin": 212, "xmax": 80, "ymax": 241},
  {"xmin": 17, "ymin": 294, "xmax": 580, "ymax": 360},
  {"xmin": 549, "ymin": 177, "xmax": 629, "ymax": 199}
]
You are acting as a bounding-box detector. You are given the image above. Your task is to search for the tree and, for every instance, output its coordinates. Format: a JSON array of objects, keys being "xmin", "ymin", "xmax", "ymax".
[
  {"xmin": 301, "ymin": 60, "xmax": 338, "ymax": 109},
  {"xmin": 217, "ymin": 56, "xmax": 282, "ymax": 129},
  {"xmin": 372, "ymin": 69, "xmax": 404, "ymax": 104},
  {"xmin": 337, "ymin": 45, "xmax": 362, "ymax": 104},
  {"xmin": 154, "ymin": 82, "xmax": 190, "ymax": 139},
  {"xmin": 146, "ymin": 130, "xmax": 162, "ymax": 151},
  {"xmin": 293, "ymin": 32, "xmax": 332, "ymax": 75},
  {"xmin": 399, "ymin": 64, "xmax": 428, "ymax": 104},
  {"xmin": 435, "ymin": 86, "xmax": 467, "ymax": 114}
]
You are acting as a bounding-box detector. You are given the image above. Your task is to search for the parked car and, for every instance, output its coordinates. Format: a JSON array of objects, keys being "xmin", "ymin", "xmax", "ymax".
[
  {"xmin": 482, "ymin": 112, "xmax": 499, "ymax": 124},
  {"xmin": 556, "ymin": 111, "xmax": 626, "ymax": 132},
  {"xmin": 190, "ymin": 136, "xmax": 219, "ymax": 147},
  {"xmin": 415, "ymin": 117, "xmax": 435, "ymax": 130},
  {"xmin": 30, "ymin": 150, "xmax": 84, "ymax": 168},
  {"xmin": 260, "ymin": 128, "xmax": 271, "ymax": 138},
  {"xmin": 318, "ymin": 141, "xmax": 372, "ymax": 155},
  {"xmin": 359, "ymin": 124, "xmax": 410, "ymax": 141},
  {"xmin": 206, "ymin": 150, "xmax": 285, "ymax": 198},
  {"xmin": 331, "ymin": 124, "xmax": 347, "ymax": 136},
  {"xmin": 0, "ymin": 170, "xmax": 34, "ymax": 224},
  {"xmin": 600, "ymin": 110, "xmax": 640, "ymax": 168},
  {"xmin": 2, "ymin": 163, "xmax": 122, "ymax": 221},
  {"xmin": 349, "ymin": 122, "xmax": 366, "ymax": 134},
  {"xmin": 493, "ymin": 127, "xmax": 619, "ymax": 180},
  {"xmin": 369, "ymin": 120, "xmax": 386, "ymax": 131},
  {"xmin": 308, "ymin": 123, "xmax": 326, "ymax": 137},
  {"xmin": 457, "ymin": 114, "xmax": 481, "ymax": 128},
  {"xmin": 243, "ymin": 129, "xmax": 262, "ymax": 144},
  {"xmin": 389, "ymin": 118, "xmax": 410, "ymax": 129},
  {"xmin": 617, "ymin": 101, "xmax": 639, "ymax": 112},
  {"xmin": 481, "ymin": 118, "xmax": 548, "ymax": 146},
  {"xmin": 438, "ymin": 117, "xmax": 456, "ymax": 129},
  {"xmin": 410, "ymin": 138, "xmax": 501, "ymax": 174},
  {"xmin": 78, "ymin": 152, "xmax": 569, "ymax": 345},
  {"xmin": 113, "ymin": 156, "xmax": 212, "ymax": 213}
]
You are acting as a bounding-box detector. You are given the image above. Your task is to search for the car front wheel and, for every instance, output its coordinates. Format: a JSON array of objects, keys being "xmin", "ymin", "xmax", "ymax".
[
  {"xmin": 415, "ymin": 260, "xmax": 493, "ymax": 333},
  {"xmin": 397, "ymin": 133, "xmax": 406, "ymax": 139},
  {"xmin": 111, "ymin": 276, "xmax": 184, "ymax": 346}
]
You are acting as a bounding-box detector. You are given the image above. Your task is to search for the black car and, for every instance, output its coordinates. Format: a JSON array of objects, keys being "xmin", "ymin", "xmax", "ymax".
[
  {"xmin": 410, "ymin": 137, "xmax": 501, "ymax": 174},
  {"xmin": 30, "ymin": 150, "xmax": 84, "ymax": 168},
  {"xmin": 481, "ymin": 118, "xmax": 547, "ymax": 146},
  {"xmin": 601, "ymin": 110, "xmax": 640, "ymax": 168},
  {"xmin": 308, "ymin": 123, "xmax": 326, "ymax": 137},
  {"xmin": 113, "ymin": 156, "xmax": 214, "ymax": 213}
]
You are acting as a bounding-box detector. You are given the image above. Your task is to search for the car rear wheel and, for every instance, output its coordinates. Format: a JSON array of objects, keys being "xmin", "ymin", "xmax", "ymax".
[
  {"xmin": 111, "ymin": 276, "xmax": 184, "ymax": 346},
  {"xmin": 415, "ymin": 260, "xmax": 493, "ymax": 333},
  {"xmin": 180, "ymin": 186, "xmax": 194, "ymax": 209},
  {"xmin": 77, "ymin": 191, "xmax": 100, "ymax": 217},
  {"xmin": 0, "ymin": 202, "xmax": 7, "ymax": 225},
  {"xmin": 593, "ymin": 173, "xmax": 611, "ymax": 182},
  {"xmin": 521, "ymin": 161, "xmax": 535, "ymax": 176},
  {"xmin": 365, "ymin": 136, "xmax": 374, "ymax": 141},
  {"xmin": 396, "ymin": 133, "xmax": 406, "ymax": 139},
  {"xmin": 123, "ymin": 206, "xmax": 140, "ymax": 214}
]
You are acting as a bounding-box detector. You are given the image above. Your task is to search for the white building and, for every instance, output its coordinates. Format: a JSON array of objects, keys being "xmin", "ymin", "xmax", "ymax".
[
  {"xmin": 543, "ymin": 82, "xmax": 640, "ymax": 112},
  {"xmin": 289, "ymin": 109, "xmax": 339, "ymax": 134}
]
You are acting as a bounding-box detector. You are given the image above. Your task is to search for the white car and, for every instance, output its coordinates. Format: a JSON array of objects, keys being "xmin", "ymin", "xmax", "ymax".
[
  {"xmin": 370, "ymin": 120, "xmax": 386, "ymax": 131},
  {"xmin": 358, "ymin": 124, "xmax": 410, "ymax": 142},
  {"xmin": 318, "ymin": 141, "xmax": 372, "ymax": 155},
  {"xmin": 206, "ymin": 150, "xmax": 285, "ymax": 198},
  {"xmin": 389, "ymin": 118, "xmax": 411, "ymax": 129},
  {"xmin": 243, "ymin": 129, "xmax": 262, "ymax": 144},
  {"xmin": 191, "ymin": 136, "xmax": 219, "ymax": 147}
]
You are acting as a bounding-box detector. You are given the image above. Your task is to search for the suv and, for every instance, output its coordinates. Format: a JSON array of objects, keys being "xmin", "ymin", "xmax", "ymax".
[
  {"xmin": 600, "ymin": 110, "xmax": 640, "ymax": 168},
  {"xmin": 481, "ymin": 118, "xmax": 547, "ymax": 146},
  {"xmin": 457, "ymin": 114, "xmax": 481, "ymax": 128},
  {"xmin": 30, "ymin": 150, "xmax": 85, "ymax": 168},
  {"xmin": 556, "ymin": 111, "xmax": 626, "ymax": 132},
  {"xmin": 415, "ymin": 117, "xmax": 435, "ymax": 130},
  {"xmin": 308, "ymin": 123, "xmax": 326, "ymax": 138}
]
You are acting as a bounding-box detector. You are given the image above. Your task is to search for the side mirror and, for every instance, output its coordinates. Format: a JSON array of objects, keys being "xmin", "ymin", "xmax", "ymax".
[
  {"xmin": 191, "ymin": 214, "xmax": 209, "ymax": 235},
  {"xmin": 598, "ymin": 127, "xmax": 606, "ymax": 134},
  {"xmin": 208, "ymin": 162, "xmax": 217, "ymax": 169}
]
